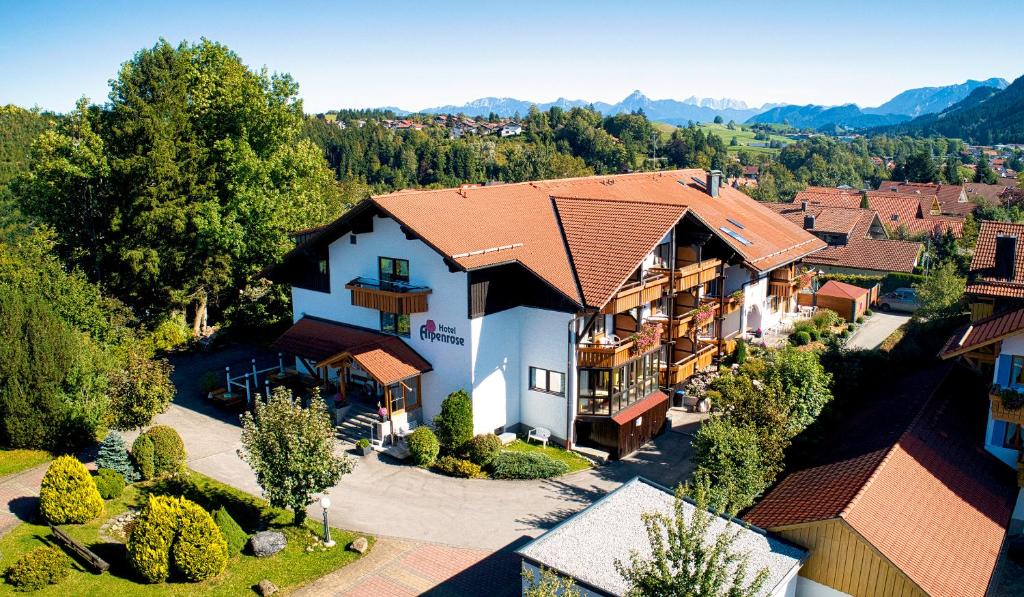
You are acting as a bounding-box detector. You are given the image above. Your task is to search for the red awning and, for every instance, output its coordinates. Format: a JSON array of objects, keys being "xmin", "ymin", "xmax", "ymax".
[{"xmin": 611, "ymin": 391, "xmax": 668, "ymax": 425}]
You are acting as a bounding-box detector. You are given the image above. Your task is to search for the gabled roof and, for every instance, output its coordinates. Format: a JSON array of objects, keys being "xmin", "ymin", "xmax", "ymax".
[
  {"xmin": 271, "ymin": 317, "xmax": 432, "ymax": 385},
  {"xmin": 817, "ymin": 279, "xmax": 869, "ymax": 299},
  {"xmin": 552, "ymin": 197, "xmax": 686, "ymax": 308},
  {"xmin": 877, "ymin": 181, "xmax": 975, "ymax": 216},
  {"xmin": 762, "ymin": 202, "xmax": 866, "ymax": 237},
  {"xmin": 792, "ymin": 187, "xmax": 963, "ymax": 238},
  {"xmin": 966, "ymin": 221, "xmax": 1024, "ymax": 299},
  {"xmin": 745, "ymin": 368, "xmax": 1016, "ymax": 597},
  {"xmin": 805, "ymin": 240, "xmax": 922, "ymax": 274},
  {"xmin": 939, "ymin": 307, "xmax": 1024, "ymax": 359}
]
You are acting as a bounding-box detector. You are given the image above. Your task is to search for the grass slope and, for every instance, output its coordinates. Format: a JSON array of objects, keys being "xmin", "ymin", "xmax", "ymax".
[
  {"xmin": 0, "ymin": 449, "xmax": 51, "ymax": 479},
  {"xmin": 654, "ymin": 121, "xmax": 792, "ymax": 155}
]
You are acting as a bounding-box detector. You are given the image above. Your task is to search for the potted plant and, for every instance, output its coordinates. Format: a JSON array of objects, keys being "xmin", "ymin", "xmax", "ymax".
[
  {"xmin": 630, "ymin": 322, "xmax": 663, "ymax": 354},
  {"xmin": 728, "ymin": 289, "xmax": 744, "ymax": 304},
  {"xmin": 355, "ymin": 438, "xmax": 372, "ymax": 456},
  {"xmin": 694, "ymin": 303, "xmax": 715, "ymax": 326}
]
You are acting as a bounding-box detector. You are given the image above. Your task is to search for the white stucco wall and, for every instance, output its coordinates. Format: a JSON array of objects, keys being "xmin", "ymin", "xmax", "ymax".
[
  {"xmin": 290, "ymin": 215, "xmax": 472, "ymax": 423},
  {"xmin": 986, "ymin": 332, "xmax": 1024, "ymax": 468},
  {"xmin": 518, "ymin": 309, "xmax": 574, "ymax": 440}
]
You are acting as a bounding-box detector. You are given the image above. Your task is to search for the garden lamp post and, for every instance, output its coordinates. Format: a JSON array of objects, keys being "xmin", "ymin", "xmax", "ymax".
[{"xmin": 320, "ymin": 496, "xmax": 335, "ymax": 547}]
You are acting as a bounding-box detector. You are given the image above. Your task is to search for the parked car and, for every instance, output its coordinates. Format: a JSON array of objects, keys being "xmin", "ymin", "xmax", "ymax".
[{"xmin": 877, "ymin": 288, "xmax": 920, "ymax": 312}]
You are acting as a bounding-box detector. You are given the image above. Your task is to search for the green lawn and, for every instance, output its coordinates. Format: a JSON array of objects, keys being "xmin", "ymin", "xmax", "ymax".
[
  {"xmin": 0, "ymin": 471, "xmax": 370, "ymax": 595},
  {"xmin": 654, "ymin": 121, "xmax": 792, "ymax": 155},
  {"xmin": 0, "ymin": 449, "xmax": 51, "ymax": 478},
  {"xmin": 504, "ymin": 440, "xmax": 592, "ymax": 473}
]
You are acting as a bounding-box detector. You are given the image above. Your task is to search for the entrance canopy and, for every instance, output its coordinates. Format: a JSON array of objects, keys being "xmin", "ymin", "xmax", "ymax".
[{"xmin": 272, "ymin": 317, "xmax": 432, "ymax": 385}]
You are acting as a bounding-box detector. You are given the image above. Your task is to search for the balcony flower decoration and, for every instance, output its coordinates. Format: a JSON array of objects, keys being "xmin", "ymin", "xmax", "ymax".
[
  {"xmin": 630, "ymin": 323, "xmax": 663, "ymax": 355},
  {"xmin": 994, "ymin": 384, "xmax": 1024, "ymax": 411},
  {"xmin": 728, "ymin": 289, "xmax": 744, "ymax": 304},
  {"xmin": 796, "ymin": 271, "xmax": 814, "ymax": 290},
  {"xmin": 694, "ymin": 303, "xmax": 715, "ymax": 325}
]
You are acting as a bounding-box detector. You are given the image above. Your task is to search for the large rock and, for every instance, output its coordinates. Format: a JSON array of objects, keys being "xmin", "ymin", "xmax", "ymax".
[
  {"xmin": 348, "ymin": 536, "xmax": 369, "ymax": 554},
  {"xmin": 249, "ymin": 530, "xmax": 287, "ymax": 557},
  {"xmin": 256, "ymin": 579, "xmax": 278, "ymax": 596}
]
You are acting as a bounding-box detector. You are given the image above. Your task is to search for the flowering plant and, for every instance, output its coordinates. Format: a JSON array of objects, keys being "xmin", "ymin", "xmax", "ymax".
[
  {"xmin": 728, "ymin": 289, "xmax": 744, "ymax": 303},
  {"xmin": 630, "ymin": 323, "xmax": 663, "ymax": 354},
  {"xmin": 694, "ymin": 303, "xmax": 715, "ymax": 325},
  {"xmin": 797, "ymin": 272, "xmax": 814, "ymax": 290}
]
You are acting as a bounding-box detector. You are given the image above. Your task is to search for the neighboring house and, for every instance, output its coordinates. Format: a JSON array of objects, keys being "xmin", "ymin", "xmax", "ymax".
[
  {"xmin": 765, "ymin": 202, "xmax": 922, "ymax": 276},
  {"xmin": 799, "ymin": 280, "xmax": 874, "ymax": 322},
  {"xmin": 742, "ymin": 165, "xmax": 760, "ymax": 180},
  {"xmin": 792, "ymin": 187, "xmax": 963, "ymax": 238},
  {"xmin": 964, "ymin": 181, "xmax": 1011, "ymax": 207},
  {"xmin": 265, "ymin": 170, "xmax": 824, "ymax": 459},
  {"xmin": 745, "ymin": 369, "xmax": 1017, "ymax": 597},
  {"xmin": 500, "ymin": 122, "xmax": 523, "ymax": 137},
  {"xmin": 877, "ymin": 180, "xmax": 974, "ymax": 216},
  {"xmin": 963, "ymin": 221, "xmax": 1024, "ymax": 321},
  {"xmin": 517, "ymin": 477, "xmax": 807, "ymax": 597}
]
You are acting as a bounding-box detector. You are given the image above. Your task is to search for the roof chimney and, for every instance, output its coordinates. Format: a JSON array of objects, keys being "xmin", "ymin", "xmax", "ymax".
[
  {"xmin": 994, "ymin": 234, "xmax": 1018, "ymax": 280},
  {"xmin": 803, "ymin": 214, "xmax": 816, "ymax": 230},
  {"xmin": 706, "ymin": 170, "xmax": 722, "ymax": 198},
  {"xmin": 801, "ymin": 200, "xmax": 809, "ymax": 212}
]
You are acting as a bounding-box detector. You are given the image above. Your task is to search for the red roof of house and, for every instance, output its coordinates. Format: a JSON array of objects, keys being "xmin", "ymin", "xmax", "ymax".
[
  {"xmin": 746, "ymin": 368, "xmax": 1016, "ymax": 597},
  {"xmin": 966, "ymin": 221, "xmax": 1024, "ymax": 299},
  {"xmin": 877, "ymin": 181, "xmax": 975, "ymax": 216},
  {"xmin": 611, "ymin": 391, "xmax": 667, "ymax": 424},
  {"xmin": 272, "ymin": 317, "xmax": 432, "ymax": 385},
  {"xmin": 793, "ymin": 187, "xmax": 963, "ymax": 238},
  {"xmin": 816, "ymin": 279, "xmax": 869, "ymax": 299},
  {"xmin": 940, "ymin": 307, "xmax": 1024, "ymax": 358}
]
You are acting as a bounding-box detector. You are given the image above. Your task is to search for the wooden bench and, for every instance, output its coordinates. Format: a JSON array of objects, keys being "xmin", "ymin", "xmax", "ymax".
[{"xmin": 51, "ymin": 525, "xmax": 109, "ymax": 573}]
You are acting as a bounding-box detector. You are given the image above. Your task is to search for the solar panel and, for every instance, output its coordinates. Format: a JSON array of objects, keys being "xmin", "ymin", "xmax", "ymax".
[
  {"xmin": 720, "ymin": 226, "xmax": 753, "ymax": 246},
  {"xmin": 726, "ymin": 218, "xmax": 745, "ymax": 229}
]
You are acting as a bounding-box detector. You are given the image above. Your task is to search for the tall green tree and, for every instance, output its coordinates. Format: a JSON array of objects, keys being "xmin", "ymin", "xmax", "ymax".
[
  {"xmin": 913, "ymin": 260, "xmax": 966, "ymax": 319},
  {"xmin": 974, "ymin": 156, "xmax": 998, "ymax": 184}
]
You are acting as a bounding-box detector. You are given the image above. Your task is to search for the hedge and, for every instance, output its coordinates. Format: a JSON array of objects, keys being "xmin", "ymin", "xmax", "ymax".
[
  {"xmin": 213, "ymin": 507, "xmax": 248, "ymax": 556},
  {"xmin": 434, "ymin": 455, "xmax": 484, "ymax": 478},
  {"xmin": 132, "ymin": 434, "xmax": 155, "ymax": 481},
  {"xmin": 39, "ymin": 455, "xmax": 104, "ymax": 524},
  {"xmin": 433, "ymin": 390, "xmax": 473, "ymax": 454},
  {"xmin": 145, "ymin": 425, "xmax": 186, "ymax": 476},
  {"xmin": 95, "ymin": 468, "xmax": 126, "ymax": 500},
  {"xmin": 408, "ymin": 426, "xmax": 440, "ymax": 466},
  {"xmin": 490, "ymin": 451, "xmax": 568, "ymax": 479},
  {"xmin": 128, "ymin": 495, "xmax": 227, "ymax": 583},
  {"xmin": 4, "ymin": 546, "xmax": 70, "ymax": 590},
  {"xmin": 465, "ymin": 434, "xmax": 502, "ymax": 467},
  {"xmin": 818, "ymin": 272, "xmax": 925, "ymax": 293}
]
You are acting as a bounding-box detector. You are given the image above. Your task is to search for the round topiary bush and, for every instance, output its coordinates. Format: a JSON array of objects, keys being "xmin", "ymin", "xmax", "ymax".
[
  {"xmin": 132, "ymin": 433, "xmax": 155, "ymax": 480},
  {"xmin": 864, "ymin": 309, "xmax": 874, "ymax": 317},
  {"xmin": 4, "ymin": 546, "xmax": 70, "ymax": 591},
  {"xmin": 491, "ymin": 452, "xmax": 569, "ymax": 480},
  {"xmin": 408, "ymin": 426, "xmax": 440, "ymax": 466},
  {"xmin": 95, "ymin": 468, "xmax": 126, "ymax": 500},
  {"xmin": 128, "ymin": 495, "xmax": 227, "ymax": 583},
  {"xmin": 807, "ymin": 328, "xmax": 820, "ymax": 341},
  {"xmin": 856, "ymin": 315, "xmax": 865, "ymax": 324},
  {"xmin": 145, "ymin": 425, "xmax": 186, "ymax": 476},
  {"xmin": 840, "ymin": 329, "xmax": 851, "ymax": 338},
  {"xmin": 847, "ymin": 323, "xmax": 856, "ymax": 332},
  {"xmin": 434, "ymin": 455, "xmax": 484, "ymax": 478},
  {"xmin": 39, "ymin": 455, "xmax": 104, "ymax": 524},
  {"xmin": 792, "ymin": 331, "xmax": 811, "ymax": 346},
  {"xmin": 433, "ymin": 390, "xmax": 473, "ymax": 454},
  {"xmin": 172, "ymin": 500, "xmax": 228, "ymax": 582},
  {"xmin": 213, "ymin": 507, "xmax": 248, "ymax": 556},
  {"xmin": 465, "ymin": 434, "xmax": 502, "ymax": 467}
]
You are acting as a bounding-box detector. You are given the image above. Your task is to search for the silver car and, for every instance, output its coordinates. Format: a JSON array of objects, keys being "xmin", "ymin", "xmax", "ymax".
[{"xmin": 877, "ymin": 288, "xmax": 920, "ymax": 312}]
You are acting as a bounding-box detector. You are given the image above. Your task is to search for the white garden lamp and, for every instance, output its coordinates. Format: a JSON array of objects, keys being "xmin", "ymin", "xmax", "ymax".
[{"xmin": 320, "ymin": 496, "xmax": 335, "ymax": 547}]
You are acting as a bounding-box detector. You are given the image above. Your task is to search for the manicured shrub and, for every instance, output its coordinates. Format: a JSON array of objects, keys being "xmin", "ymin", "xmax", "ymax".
[
  {"xmin": 96, "ymin": 431, "xmax": 139, "ymax": 482},
  {"xmin": 792, "ymin": 331, "xmax": 811, "ymax": 346},
  {"xmin": 39, "ymin": 455, "xmax": 104, "ymax": 524},
  {"xmin": 433, "ymin": 390, "xmax": 473, "ymax": 454},
  {"xmin": 132, "ymin": 433, "xmax": 155, "ymax": 480},
  {"xmin": 465, "ymin": 433, "xmax": 502, "ymax": 467},
  {"xmin": 128, "ymin": 495, "xmax": 227, "ymax": 583},
  {"xmin": 408, "ymin": 426, "xmax": 440, "ymax": 466},
  {"xmin": 733, "ymin": 338, "xmax": 748, "ymax": 364},
  {"xmin": 811, "ymin": 308, "xmax": 840, "ymax": 330},
  {"xmin": 145, "ymin": 425, "xmax": 186, "ymax": 476},
  {"xmin": 840, "ymin": 329, "xmax": 851, "ymax": 338},
  {"xmin": 807, "ymin": 327, "xmax": 820, "ymax": 341},
  {"xmin": 355, "ymin": 438, "xmax": 370, "ymax": 450},
  {"xmin": 95, "ymin": 468, "xmax": 126, "ymax": 500},
  {"xmin": 491, "ymin": 451, "xmax": 569, "ymax": 480},
  {"xmin": 847, "ymin": 323, "xmax": 856, "ymax": 332},
  {"xmin": 434, "ymin": 455, "xmax": 484, "ymax": 478},
  {"xmin": 856, "ymin": 315, "xmax": 865, "ymax": 324},
  {"xmin": 172, "ymin": 500, "xmax": 228, "ymax": 582},
  {"xmin": 864, "ymin": 309, "xmax": 874, "ymax": 317},
  {"xmin": 213, "ymin": 507, "xmax": 247, "ymax": 556},
  {"xmin": 4, "ymin": 546, "xmax": 70, "ymax": 590}
]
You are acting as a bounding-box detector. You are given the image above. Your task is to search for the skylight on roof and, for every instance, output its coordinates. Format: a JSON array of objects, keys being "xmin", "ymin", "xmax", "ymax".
[
  {"xmin": 720, "ymin": 226, "xmax": 753, "ymax": 246},
  {"xmin": 726, "ymin": 218, "xmax": 745, "ymax": 229}
]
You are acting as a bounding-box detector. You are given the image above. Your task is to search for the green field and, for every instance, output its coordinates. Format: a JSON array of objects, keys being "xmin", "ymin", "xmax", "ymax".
[{"xmin": 655, "ymin": 121, "xmax": 793, "ymax": 155}]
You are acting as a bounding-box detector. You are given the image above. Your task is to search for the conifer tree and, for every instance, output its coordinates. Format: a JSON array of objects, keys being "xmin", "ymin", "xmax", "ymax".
[{"xmin": 96, "ymin": 431, "xmax": 138, "ymax": 482}]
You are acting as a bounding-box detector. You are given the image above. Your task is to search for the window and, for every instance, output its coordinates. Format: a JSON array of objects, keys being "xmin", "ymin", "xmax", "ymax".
[
  {"xmin": 578, "ymin": 347, "xmax": 664, "ymax": 416},
  {"xmin": 1012, "ymin": 356, "xmax": 1024, "ymax": 387},
  {"xmin": 591, "ymin": 315, "xmax": 608, "ymax": 339},
  {"xmin": 653, "ymin": 242, "xmax": 671, "ymax": 268},
  {"xmin": 993, "ymin": 421, "xmax": 1023, "ymax": 450},
  {"xmin": 295, "ymin": 255, "xmax": 329, "ymax": 292},
  {"xmin": 381, "ymin": 312, "xmax": 410, "ymax": 337},
  {"xmin": 379, "ymin": 256, "xmax": 410, "ymax": 286},
  {"xmin": 530, "ymin": 367, "xmax": 565, "ymax": 396}
]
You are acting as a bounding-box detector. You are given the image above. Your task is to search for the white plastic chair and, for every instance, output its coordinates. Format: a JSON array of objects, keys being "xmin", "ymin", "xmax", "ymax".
[{"xmin": 527, "ymin": 427, "xmax": 552, "ymax": 448}]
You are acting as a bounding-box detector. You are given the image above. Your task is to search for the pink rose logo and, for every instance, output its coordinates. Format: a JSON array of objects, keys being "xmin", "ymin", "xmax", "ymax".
[{"xmin": 425, "ymin": 320, "xmax": 436, "ymax": 333}]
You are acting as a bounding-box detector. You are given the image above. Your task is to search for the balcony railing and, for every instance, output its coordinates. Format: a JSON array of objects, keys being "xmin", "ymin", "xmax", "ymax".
[
  {"xmin": 669, "ymin": 302, "xmax": 718, "ymax": 338},
  {"xmin": 990, "ymin": 385, "xmax": 1024, "ymax": 425},
  {"xmin": 346, "ymin": 277, "xmax": 431, "ymax": 314},
  {"xmin": 601, "ymin": 273, "xmax": 669, "ymax": 314},
  {"xmin": 661, "ymin": 344, "xmax": 717, "ymax": 387},
  {"xmin": 650, "ymin": 258, "xmax": 723, "ymax": 293}
]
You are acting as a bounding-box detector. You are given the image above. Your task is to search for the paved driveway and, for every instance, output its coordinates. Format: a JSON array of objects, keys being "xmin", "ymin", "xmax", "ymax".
[
  {"xmin": 846, "ymin": 312, "xmax": 910, "ymax": 350},
  {"xmin": 163, "ymin": 345, "xmax": 698, "ymax": 550}
]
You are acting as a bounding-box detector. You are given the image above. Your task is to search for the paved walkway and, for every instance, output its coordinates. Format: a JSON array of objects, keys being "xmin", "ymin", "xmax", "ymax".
[
  {"xmin": 846, "ymin": 312, "xmax": 910, "ymax": 350},
  {"xmin": 0, "ymin": 464, "xmax": 48, "ymax": 536}
]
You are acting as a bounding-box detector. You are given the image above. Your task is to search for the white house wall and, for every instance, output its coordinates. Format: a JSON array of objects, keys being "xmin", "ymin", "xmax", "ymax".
[
  {"xmin": 290, "ymin": 215, "xmax": 472, "ymax": 423},
  {"xmin": 987, "ymin": 332, "xmax": 1024, "ymax": 468}
]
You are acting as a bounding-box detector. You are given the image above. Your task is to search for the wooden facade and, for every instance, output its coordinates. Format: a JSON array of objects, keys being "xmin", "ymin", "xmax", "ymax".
[
  {"xmin": 347, "ymin": 284, "xmax": 431, "ymax": 314},
  {"xmin": 662, "ymin": 344, "xmax": 716, "ymax": 386},
  {"xmin": 601, "ymin": 274, "xmax": 668, "ymax": 314},
  {"xmin": 990, "ymin": 390, "xmax": 1024, "ymax": 425},
  {"xmin": 578, "ymin": 339, "xmax": 637, "ymax": 368},
  {"xmin": 576, "ymin": 393, "xmax": 669, "ymax": 459},
  {"xmin": 774, "ymin": 519, "xmax": 925, "ymax": 597}
]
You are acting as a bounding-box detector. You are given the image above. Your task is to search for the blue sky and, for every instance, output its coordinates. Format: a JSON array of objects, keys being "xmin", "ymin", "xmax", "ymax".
[{"xmin": 2, "ymin": 0, "xmax": 1022, "ymax": 113}]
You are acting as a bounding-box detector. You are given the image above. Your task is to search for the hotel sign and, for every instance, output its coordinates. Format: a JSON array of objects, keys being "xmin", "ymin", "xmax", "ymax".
[{"xmin": 419, "ymin": 319, "xmax": 466, "ymax": 346}]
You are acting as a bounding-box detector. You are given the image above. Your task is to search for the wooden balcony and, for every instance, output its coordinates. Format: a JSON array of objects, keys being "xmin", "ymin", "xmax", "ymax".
[
  {"xmin": 661, "ymin": 345, "xmax": 717, "ymax": 386},
  {"xmin": 669, "ymin": 302, "xmax": 719, "ymax": 339},
  {"xmin": 651, "ymin": 258, "xmax": 722, "ymax": 293},
  {"xmin": 578, "ymin": 338, "xmax": 636, "ymax": 368},
  {"xmin": 990, "ymin": 387, "xmax": 1024, "ymax": 425},
  {"xmin": 346, "ymin": 277, "xmax": 431, "ymax": 314},
  {"xmin": 601, "ymin": 273, "xmax": 669, "ymax": 314}
]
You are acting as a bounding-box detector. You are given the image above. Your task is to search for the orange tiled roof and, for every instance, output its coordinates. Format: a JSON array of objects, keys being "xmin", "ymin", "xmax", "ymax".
[
  {"xmin": 746, "ymin": 375, "xmax": 1015, "ymax": 597},
  {"xmin": 762, "ymin": 202, "xmax": 866, "ymax": 237},
  {"xmin": 817, "ymin": 279, "xmax": 869, "ymax": 299},
  {"xmin": 272, "ymin": 317, "xmax": 432, "ymax": 385},
  {"xmin": 374, "ymin": 170, "xmax": 826, "ymax": 309},
  {"xmin": 793, "ymin": 187, "xmax": 963, "ymax": 238},
  {"xmin": 552, "ymin": 197, "xmax": 686, "ymax": 308},
  {"xmin": 877, "ymin": 181, "xmax": 974, "ymax": 216},
  {"xmin": 939, "ymin": 307, "xmax": 1024, "ymax": 358},
  {"xmin": 967, "ymin": 221, "xmax": 1024, "ymax": 299}
]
